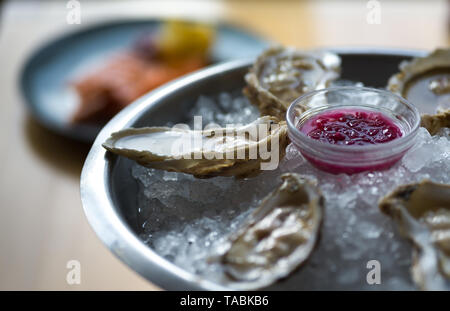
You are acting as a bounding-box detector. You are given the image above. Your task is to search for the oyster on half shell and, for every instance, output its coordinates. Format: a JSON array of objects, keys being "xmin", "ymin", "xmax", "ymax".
[
  {"xmin": 379, "ymin": 180, "xmax": 450, "ymax": 290},
  {"xmin": 218, "ymin": 173, "xmax": 324, "ymax": 290},
  {"xmin": 244, "ymin": 46, "xmax": 341, "ymax": 119},
  {"xmin": 103, "ymin": 116, "xmax": 288, "ymax": 178},
  {"xmin": 387, "ymin": 48, "xmax": 450, "ymax": 134}
]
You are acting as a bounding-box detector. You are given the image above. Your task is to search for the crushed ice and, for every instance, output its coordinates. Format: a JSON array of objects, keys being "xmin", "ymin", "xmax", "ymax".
[{"xmin": 131, "ymin": 91, "xmax": 449, "ymax": 290}]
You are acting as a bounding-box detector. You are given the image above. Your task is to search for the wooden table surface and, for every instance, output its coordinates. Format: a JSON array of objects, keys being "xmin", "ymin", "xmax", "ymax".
[{"xmin": 0, "ymin": 0, "xmax": 448, "ymax": 290}]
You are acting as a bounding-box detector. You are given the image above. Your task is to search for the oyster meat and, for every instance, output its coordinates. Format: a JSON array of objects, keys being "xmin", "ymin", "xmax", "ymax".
[
  {"xmin": 379, "ymin": 180, "xmax": 450, "ymax": 290},
  {"xmin": 387, "ymin": 48, "xmax": 450, "ymax": 134},
  {"xmin": 218, "ymin": 173, "xmax": 324, "ymax": 289},
  {"xmin": 103, "ymin": 116, "xmax": 288, "ymax": 178},
  {"xmin": 244, "ymin": 46, "xmax": 341, "ymax": 119}
]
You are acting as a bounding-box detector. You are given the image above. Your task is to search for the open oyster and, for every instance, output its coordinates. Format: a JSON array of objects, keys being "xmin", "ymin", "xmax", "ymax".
[
  {"xmin": 103, "ymin": 116, "xmax": 288, "ymax": 178},
  {"xmin": 387, "ymin": 48, "xmax": 450, "ymax": 134},
  {"xmin": 218, "ymin": 173, "xmax": 324, "ymax": 289},
  {"xmin": 244, "ymin": 46, "xmax": 341, "ymax": 119},
  {"xmin": 379, "ymin": 180, "xmax": 450, "ymax": 290}
]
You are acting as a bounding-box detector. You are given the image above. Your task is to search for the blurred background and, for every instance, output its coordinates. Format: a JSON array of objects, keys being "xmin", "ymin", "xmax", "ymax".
[{"xmin": 0, "ymin": 0, "xmax": 448, "ymax": 290}]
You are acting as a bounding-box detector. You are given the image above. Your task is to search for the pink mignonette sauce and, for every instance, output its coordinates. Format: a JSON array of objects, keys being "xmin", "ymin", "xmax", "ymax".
[
  {"xmin": 299, "ymin": 108, "xmax": 403, "ymax": 146},
  {"xmin": 297, "ymin": 108, "xmax": 405, "ymax": 174}
]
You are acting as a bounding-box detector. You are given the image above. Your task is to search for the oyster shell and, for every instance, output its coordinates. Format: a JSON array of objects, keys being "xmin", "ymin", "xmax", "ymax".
[
  {"xmin": 103, "ymin": 116, "xmax": 288, "ymax": 178},
  {"xmin": 379, "ymin": 180, "xmax": 450, "ymax": 290},
  {"xmin": 244, "ymin": 46, "xmax": 341, "ymax": 119},
  {"xmin": 387, "ymin": 48, "xmax": 450, "ymax": 134},
  {"xmin": 420, "ymin": 109, "xmax": 450, "ymax": 135},
  {"xmin": 218, "ymin": 173, "xmax": 324, "ymax": 289}
]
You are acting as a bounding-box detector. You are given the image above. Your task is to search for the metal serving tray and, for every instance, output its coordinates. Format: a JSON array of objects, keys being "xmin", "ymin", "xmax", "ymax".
[{"xmin": 81, "ymin": 48, "xmax": 426, "ymax": 290}]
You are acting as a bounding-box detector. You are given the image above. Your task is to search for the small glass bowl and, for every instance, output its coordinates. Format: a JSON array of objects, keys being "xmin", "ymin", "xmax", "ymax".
[{"xmin": 286, "ymin": 87, "xmax": 421, "ymax": 174}]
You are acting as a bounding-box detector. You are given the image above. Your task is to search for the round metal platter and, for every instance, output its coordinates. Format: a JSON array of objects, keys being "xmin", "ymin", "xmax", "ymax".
[{"xmin": 81, "ymin": 48, "xmax": 428, "ymax": 290}]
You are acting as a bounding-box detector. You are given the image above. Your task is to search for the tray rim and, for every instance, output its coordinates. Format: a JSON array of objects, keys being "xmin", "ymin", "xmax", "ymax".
[{"xmin": 80, "ymin": 48, "xmax": 428, "ymax": 291}]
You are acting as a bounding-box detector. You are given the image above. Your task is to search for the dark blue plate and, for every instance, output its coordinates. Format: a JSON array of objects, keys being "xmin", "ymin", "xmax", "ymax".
[{"xmin": 20, "ymin": 19, "xmax": 269, "ymax": 142}]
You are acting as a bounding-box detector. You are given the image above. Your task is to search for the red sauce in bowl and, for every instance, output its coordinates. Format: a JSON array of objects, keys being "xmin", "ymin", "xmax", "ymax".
[
  {"xmin": 287, "ymin": 87, "xmax": 420, "ymax": 175},
  {"xmin": 294, "ymin": 108, "xmax": 406, "ymax": 174},
  {"xmin": 299, "ymin": 109, "xmax": 403, "ymax": 145}
]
